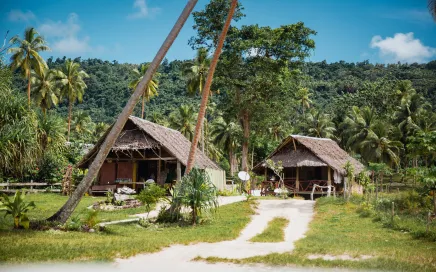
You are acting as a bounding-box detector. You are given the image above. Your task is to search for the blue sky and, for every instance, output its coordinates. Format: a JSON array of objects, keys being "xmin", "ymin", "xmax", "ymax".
[{"xmin": 1, "ymin": 0, "xmax": 435, "ymax": 64}]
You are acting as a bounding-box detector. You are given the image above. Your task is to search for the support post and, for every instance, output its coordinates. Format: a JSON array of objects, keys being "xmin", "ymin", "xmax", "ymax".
[
  {"xmin": 176, "ymin": 160, "xmax": 181, "ymax": 182},
  {"xmin": 132, "ymin": 161, "xmax": 137, "ymax": 190},
  {"xmin": 327, "ymin": 166, "xmax": 331, "ymax": 186},
  {"xmin": 157, "ymin": 148, "xmax": 162, "ymax": 185},
  {"xmin": 296, "ymin": 167, "xmax": 300, "ymax": 192}
]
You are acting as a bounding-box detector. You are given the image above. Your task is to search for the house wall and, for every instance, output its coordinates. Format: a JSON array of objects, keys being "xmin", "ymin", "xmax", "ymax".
[
  {"xmin": 99, "ymin": 162, "xmax": 116, "ymax": 185},
  {"xmin": 117, "ymin": 161, "xmax": 133, "ymax": 181},
  {"xmin": 205, "ymin": 168, "xmax": 226, "ymax": 191}
]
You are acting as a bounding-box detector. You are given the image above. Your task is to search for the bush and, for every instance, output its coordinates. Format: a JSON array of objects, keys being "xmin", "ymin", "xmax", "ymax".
[
  {"xmin": 0, "ymin": 191, "xmax": 35, "ymax": 229},
  {"xmin": 357, "ymin": 201, "xmax": 374, "ymax": 217},
  {"xmin": 136, "ymin": 184, "xmax": 166, "ymax": 218},
  {"xmin": 36, "ymin": 151, "xmax": 68, "ymax": 183}
]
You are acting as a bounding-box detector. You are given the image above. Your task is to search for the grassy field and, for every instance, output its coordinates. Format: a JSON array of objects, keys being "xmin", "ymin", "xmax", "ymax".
[
  {"xmin": 249, "ymin": 217, "xmax": 288, "ymax": 243},
  {"xmin": 0, "ymin": 193, "xmax": 254, "ymax": 263},
  {"xmin": 198, "ymin": 197, "xmax": 436, "ymax": 272}
]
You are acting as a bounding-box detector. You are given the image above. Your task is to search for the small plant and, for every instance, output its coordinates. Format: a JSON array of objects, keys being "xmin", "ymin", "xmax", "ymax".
[
  {"xmin": 105, "ymin": 190, "xmax": 114, "ymax": 204},
  {"xmin": 65, "ymin": 214, "xmax": 82, "ymax": 231},
  {"xmin": 357, "ymin": 201, "xmax": 374, "ymax": 218},
  {"xmin": 0, "ymin": 191, "xmax": 35, "ymax": 229},
  {"xmin": 137, "ymin": 184, "xmax": 167, "ymax": 218},
  {"xmin": 83, "ymin": 209, "xmax": 99, "ymax": 230}
]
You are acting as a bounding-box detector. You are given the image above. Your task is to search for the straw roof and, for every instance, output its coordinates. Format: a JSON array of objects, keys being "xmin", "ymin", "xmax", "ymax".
[
  {"xmin": 78, "ymin": 116, "xmax": 221, "ymax": 170},
  {"xmin": 255, "ymin": 135, "xmax": 365, "ymax": 175}
]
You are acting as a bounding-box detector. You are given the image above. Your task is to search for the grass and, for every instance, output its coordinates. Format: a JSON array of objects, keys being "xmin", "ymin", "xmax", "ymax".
[
  {"xmin": 196, "ymin": 197, "xmax": 436, "ymax": 272},
  {"xmin": 0, "ymin": 193, "xmax": 148, "ymax": 230},
  {"xmin": 0, "ymin": 193, "xmax": 254, "ymax": 263},
  {"xmin": 249, "ymin": 217, "xmax": 288, "ymax": 242}
]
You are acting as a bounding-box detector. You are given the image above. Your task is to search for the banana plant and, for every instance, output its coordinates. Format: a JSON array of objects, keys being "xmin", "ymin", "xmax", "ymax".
[{"xmin": 0, "ymin": 191, "xmax": 36, "ymax": 229}]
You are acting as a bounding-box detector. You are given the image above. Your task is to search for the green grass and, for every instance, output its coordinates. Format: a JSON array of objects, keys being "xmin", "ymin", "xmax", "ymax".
[
  {"xmin": 0, "ymin": 193, "xmax": 149, "ymax": 230},
  {"xmin": 0, "ymin": 193, "xmax": 254, "ymax": 263},
  {"xmin": 249, "ymin": 217, "xmax": 288, "ymax": 243},
  {"xmin": 196, "ymin": 197, "xmax": 436, "ymax": 272}
]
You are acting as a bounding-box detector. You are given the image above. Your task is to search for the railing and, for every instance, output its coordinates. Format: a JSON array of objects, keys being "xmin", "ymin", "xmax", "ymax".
[{"xmin": 0, "ymin": 181, "xmax": 62, "ymax": 193}]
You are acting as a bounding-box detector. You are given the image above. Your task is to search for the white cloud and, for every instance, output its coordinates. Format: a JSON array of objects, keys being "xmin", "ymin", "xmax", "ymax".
[
  {"xmin": 7, "ymin": 10, "xmax": 36, "ymax": 22},
  {"xmin": 38, "ymin": 13, "xmax": 103, "ymax": 54},
  {"xmin": 127, "ymin": 0, "xmax": 160, "ymax": 19},
  {"xmin": 370, "ymin": 32, "xmax": 436, "ymax": 63}
]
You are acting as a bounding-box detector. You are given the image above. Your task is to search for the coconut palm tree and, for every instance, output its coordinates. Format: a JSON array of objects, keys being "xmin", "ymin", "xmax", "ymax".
[
  {"xmin": 186, "ymin": 0, "xmax": 238, "ymax": 174},
  {"xmin": 170, "ymin": 105, "xmax": 197, "ymax": 141},
  {"xmin": 340, "ymin": 106, "xmax": 377, "ymax": 151},
  {"xmin": 128, "ymin": 63, "xmax": 159, "ymax": 119},
  {"xmin": 395, "ymin": 80, "xmax": 416, "ymax": 105},
  {"xmin": 92, "ymin": 122, "xmax": 109, "ymax": 142},
  {"xmin": 56, "ymin": 59, "xmax": 89, "ymax": 142},
  {"xmin": 72, "ymin": 110, "xmax": 92, "ymax": 136},
  {"xmin": 184, "ymin": 48, "xmax": 210, "ymax": 95},
  {"xmin": 47, "ymin": 0, "xmax": 199, "ymax": 224},
  {"xmin": 295, "ymin": 87, "xmax": 312, "ymax": 115},
  {"xmin": 302, "ymin": 109, "xmax": 336, "ymax": 139},
  {"xmin": 211, "ymin": 118, "xmax": 241, "ymax": 176},
  {"xmin": 8, "ymin": 27, "xmax": 50, "ymax": 107},
  {"xmin": 360, "ymin": 122, "xmax": 403, "ymax": 167},
  {"xmin": 394, "ymin": 93, "xmax": 430, "ymax": 137},
  {"xmin": 30, "ymin": 68, "xmax": 60, "ymax": 119}
]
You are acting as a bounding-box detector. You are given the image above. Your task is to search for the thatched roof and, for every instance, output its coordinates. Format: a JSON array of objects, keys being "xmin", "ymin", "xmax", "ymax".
[
  {"xmin": 255, "ymin": 135, "xmax": 365, "ymax": 175},
  {"xmin": 78, "ymin": 116, "xmax": 221, "ymax": 170}
]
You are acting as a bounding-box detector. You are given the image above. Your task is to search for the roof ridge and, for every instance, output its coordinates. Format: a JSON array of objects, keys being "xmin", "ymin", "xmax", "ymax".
[
  {"xmin": 291, "ymin": 134, "xmax": 333, "ymax": 141},
  {"xmin": 129, "ymin": 115, "xmax": 181, "ymax": 134}
]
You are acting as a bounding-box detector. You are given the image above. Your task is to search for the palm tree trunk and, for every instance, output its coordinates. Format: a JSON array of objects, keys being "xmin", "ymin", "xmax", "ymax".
[
  {"xmin": 67, "ymin": 102, "xmax": 72, "ymax": 142},
  {"xmin": 47, "ymin": 0, "xmax": 199, "ymax": 224},
  {"xmin": 229, "ymin": 148, "xmax": 234, "ymax": 176},
  {"xmin": 27, "ymin": 71, "xmax": 31, "ymax": 108},
  {"xmin": 141, "ymin": 94, "xmax": 145, "ymax": 119},
  {"xmin": 241, "ymin": 109, "xmax": 249, "ymax": 172},
  {"xmin": 201, "ymin": 119, "xmax": 205, "ymax": 153},
  {"xmin": 185, "ymin": 0, "xmax": 238, "ymax": 174}
]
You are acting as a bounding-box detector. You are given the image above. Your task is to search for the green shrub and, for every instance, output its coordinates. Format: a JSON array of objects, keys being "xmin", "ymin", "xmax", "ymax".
[
  {"xmin": 0, "ymin": 191, "xmax": 35, "ymax": 229},
  {"xmin": 136, "ymin": 184, "xmax": 166, "ymax": 218},
  {"xmin": 357, "ymin": 202, "xmax": 374, "ymax": 217},
  {"xmin": 84, "ymin": 209, "xmax": 99, "ymax": 229}
]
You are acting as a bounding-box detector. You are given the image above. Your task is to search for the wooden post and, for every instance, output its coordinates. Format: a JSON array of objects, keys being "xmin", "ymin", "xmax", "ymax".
[
  {"xmin": 157, "ymin": 148, "xmax": 162, "ymax": 185},
  {"xmin": 30, "ymin": 179, "xmax": 34, "ymax": 191},
  {"xmin": 296, "ymin": 167, "xmax": 300, "ymax": 192},
  {"xmin": 132, "ymin": 161, "xmax": 137, "ymax": 190},
  {"xmin": 264, "ymin": 167, "xmax": 267, "ymax": 181},
  {"xmin": 176, "ymin": 160, "xmax": 181, "ymax": 182},
  {"xmin": 327, "ymin": 166, "xmax": 331, "ymax": 187}
]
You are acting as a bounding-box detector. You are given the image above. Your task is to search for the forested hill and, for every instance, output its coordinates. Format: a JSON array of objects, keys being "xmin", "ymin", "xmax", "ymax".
[{"xmin": 14, "ymin": 57, "xmax": 436, "ymax": 124}]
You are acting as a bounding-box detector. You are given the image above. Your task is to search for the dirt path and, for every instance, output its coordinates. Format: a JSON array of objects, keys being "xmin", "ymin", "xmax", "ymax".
[{"xmin": 115, "ymin": 199, "xmax": 315, "ymax": 270}]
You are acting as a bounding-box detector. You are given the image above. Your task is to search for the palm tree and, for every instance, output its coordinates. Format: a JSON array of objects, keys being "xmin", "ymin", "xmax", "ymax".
[
  {"xmin": 30, "ymin": 68, "xmax": 60, "ymax": 119},
  {"xmin": 92, "ymin": 122, "xmax": 109, "ymax": 142},
  {"xmin": 360, "ymin": 122, "xmax": 403, "ymax": 167},
  {"xmin": 395, "ymin": 80, "xmax": 415, "ymax": 105},
  {"xmin": 37, "ymin": 112, "xmax": 66, "ymax": 153},
  {"xmin": 57, "ymin": 59, "xmax": 89, "ymax": 142},
  {"xmin": 128, "ymin": 63, "xmax": 159, "ymax": 119},
  {"xmin": 170, "ymin": 105, "xmax": 197, "ymax": 141},
  {"xmin": 8, "ymin": 27, "xmax": 50, "ymax": 107},
  {"xmin": 184, "ymin": 48, "xmax": 210, "ymax": 95},
  {"xmin": 48, "ymin": 0, "xmax": 199, "ymax": 224},
  {"xmin": 211, "ymin": 118, "xmax": 241, "ymax": 176},
  {"xmin": 72, "ymin": 110, "xmax": 92, "ymax": 137},
  {"xmin": 302, "ymin": 109, "xmax": 336, "ymax": 139},
  {"xmin": 340, "ymin": 106, "xmax": 377, "ymax": 151},
  {"xmin": 295, "ymin": 87, "xmax": 312, "ymax": 115},
  {"xmin": 394, "ymin": 93, "xmax": 430, "ymax": 137},
  {"xmin": 186, "ymin": 0, "xmax": 238, "ymax": 174}
]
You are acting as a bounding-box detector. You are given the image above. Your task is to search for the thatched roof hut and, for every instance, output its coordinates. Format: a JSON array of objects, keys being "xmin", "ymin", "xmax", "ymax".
[
  {"xmin": 254, "ymin": 135, "xmax": 364, "ymax": 175},
  {"xmin": 78, "ymin": 116, "xmax": 225, "ymax": 190}
]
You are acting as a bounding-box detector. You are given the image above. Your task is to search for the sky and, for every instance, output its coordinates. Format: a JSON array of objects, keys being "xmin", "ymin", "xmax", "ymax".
[{"xmin": 1, "ymin": 0, "xmax": 435, "ymax": 64}]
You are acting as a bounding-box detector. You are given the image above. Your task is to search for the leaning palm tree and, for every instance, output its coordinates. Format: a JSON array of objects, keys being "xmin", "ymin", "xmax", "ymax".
[
  {"xmin": 31, "ymin": 68, "xmax": 60, "ymax": 119},
  {"xmin": 57, "ymin": 59, "xmax": 89, "ymax": 142},
  {"xmin": 295, "ymin": 87, "xmax": 312, "ymax": 115},
  {"xmin": 429, "ymin": 0, "xmax": 436, "ymax": 21},
  {"xmin": 8, "ymin": 27, "xmax": 50, "ymax": 107},
  {"xmin": 47, "ymin": 0, "xmax": 199, "ymax": 224},
  {"xmin": 186, "ymin": 0, "xmax": 238, "ymax": 174},
  {"xmin": 360, "ymin": 122, "xmax": 403, "ymax": 167},
  {"xmin": 128, "ymin": 63, "xmax": 159, "ymax": 119},
  {"xmin": 302, "ymin": 109, "xmax": 336, "ymax": 139},
  {"xmin": 169, "ymin": 104, "xmax": 197, "ymax": 141},
  {"xmin": 211, "ymin": 118, "xmax": 241, "ymax": 176}
]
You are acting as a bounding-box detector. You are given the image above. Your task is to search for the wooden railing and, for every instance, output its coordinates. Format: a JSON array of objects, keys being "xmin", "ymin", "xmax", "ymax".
[{"xmin": 0, "ymin": 181, "xmax": 62, "ymax": 193}]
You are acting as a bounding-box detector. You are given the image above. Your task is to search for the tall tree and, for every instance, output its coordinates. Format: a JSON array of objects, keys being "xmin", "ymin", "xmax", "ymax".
[
  {"xmin": 185, "ymin": 0, "xmax": 238, "ymax": 174},
  {"xmin": 57, "ymin": 59, "xmax": 89, "ymax": 142},
  {"xmin": 340, "ymin": 106, "xmax": 377, "ymax": 151},
  {"xmin": 30, "ymin": 68, "xmax": 60, "ymax": 119},
  {"xmin": 211, "ymin": 117, "xmax": 241, "ymax": 176},
  {"xmin": 169, "ymin": 104, "xmax": 197, "ymax": 141},
  {"xmin": 47, "ymin": 0, "xmax": 199, "ymax": 223},
  {"xmin": 128, "ymin": 63, "xmax": 159, "ymax": 119},
  {"xmin": 302, "ymin": 109, "xmax": 336, "ymax": 139},
  {"xmin": 295, "ymin": 87, "xmax": 312, "ymax": 115},
  {"xmin": 8, "ymin": 27, "xmax": 50, "ymax": 107}
]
